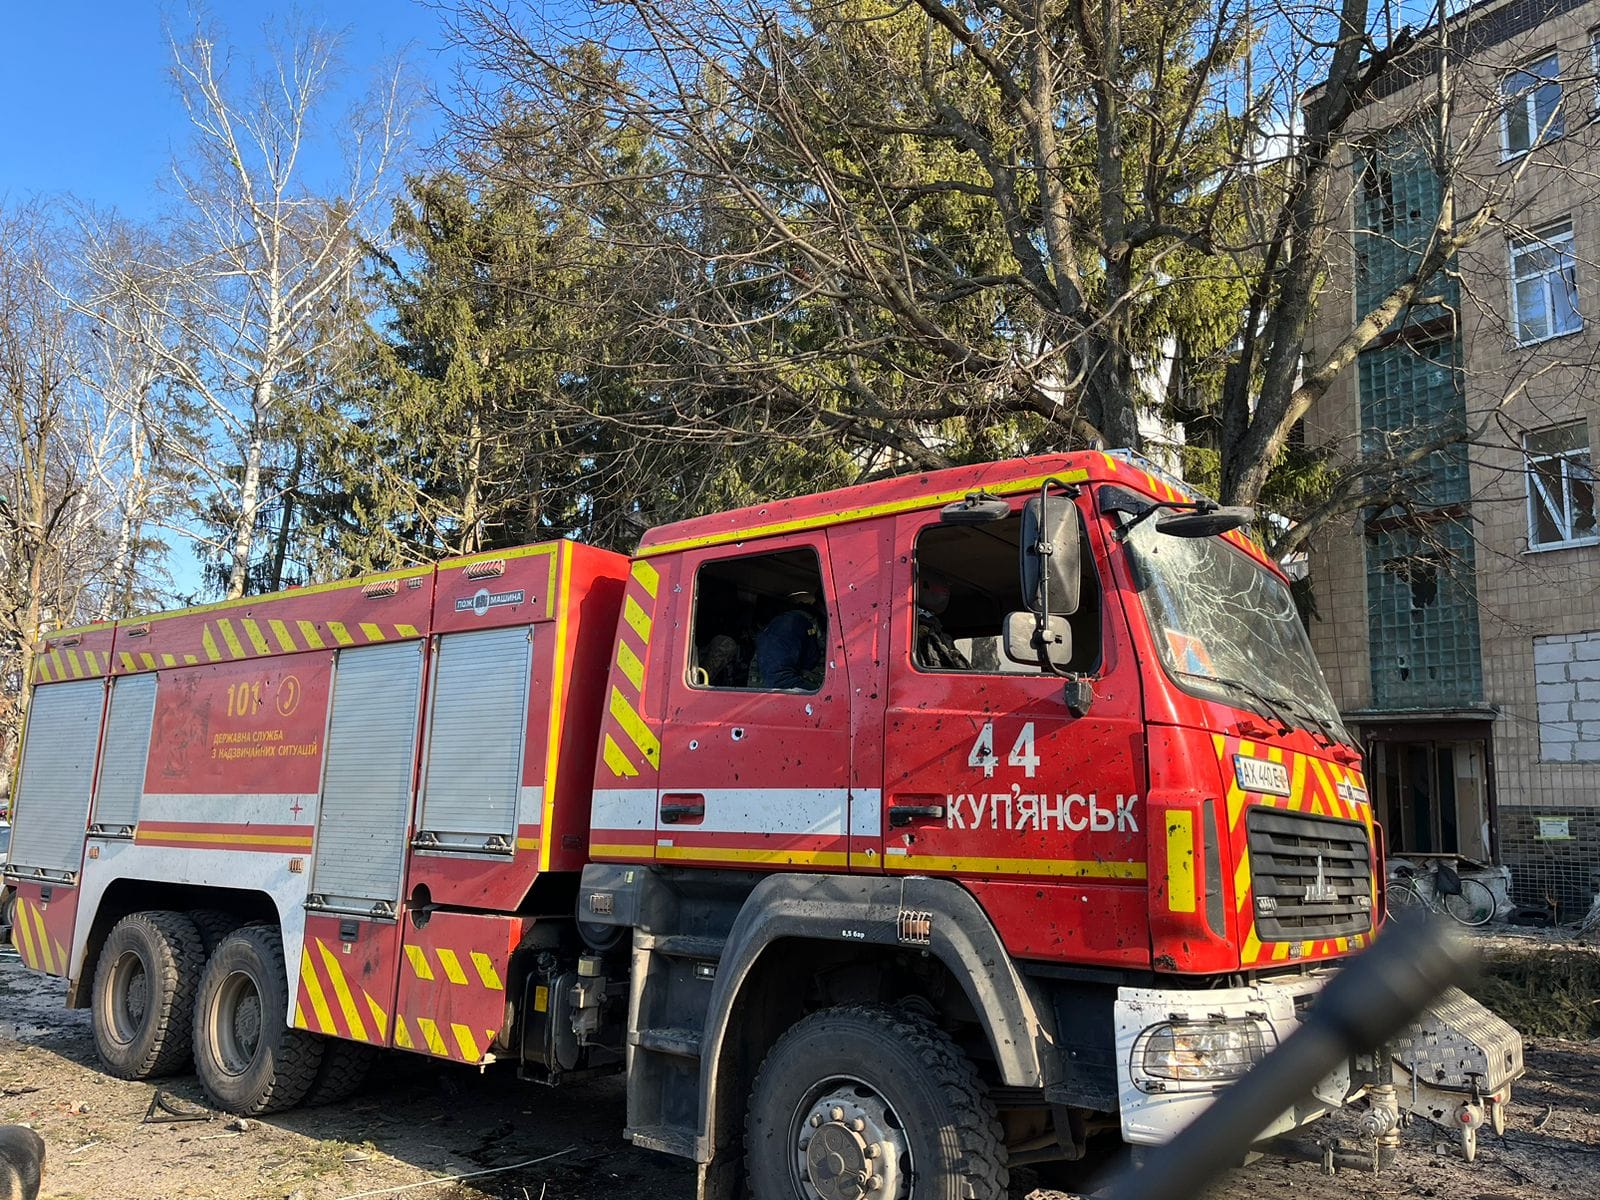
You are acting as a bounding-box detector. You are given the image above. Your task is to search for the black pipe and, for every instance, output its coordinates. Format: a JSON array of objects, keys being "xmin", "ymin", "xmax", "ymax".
[{"xmin": 1102, "ymin": 917, "xmax": 1474, "ymax": 1200}]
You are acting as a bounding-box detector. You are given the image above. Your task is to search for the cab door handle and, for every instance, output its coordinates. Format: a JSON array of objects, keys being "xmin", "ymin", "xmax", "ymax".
[
  {"xmin": 889, "ymin": 802, "xmax": 946, "ymax": 827},
  {"xmin": 660, "ymin": 795, "xmax": 706, "ymax": 823}
]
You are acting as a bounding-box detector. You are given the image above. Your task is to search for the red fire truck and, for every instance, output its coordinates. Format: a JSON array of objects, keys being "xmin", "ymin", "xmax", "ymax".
[{"xmin": 5, "ymin": 452, "xmax": 1520, "ymax": 1195}]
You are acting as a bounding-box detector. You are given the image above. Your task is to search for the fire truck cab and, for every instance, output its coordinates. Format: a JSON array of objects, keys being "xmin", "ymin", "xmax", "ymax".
[{"xmin": 4, "ymin": 452, "xmax": 1522, "ymax": 1198}]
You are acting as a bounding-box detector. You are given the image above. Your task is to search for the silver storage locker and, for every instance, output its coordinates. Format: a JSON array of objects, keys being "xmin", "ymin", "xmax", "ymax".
[
  {"xmin": 8, "ymin": 678, "xmax": 105, "ymax": 880},
  {"xmin": 90, "ymin": 673, "xmax": 158, "ymax": 835},
  {"xmin": 310, "ymin": 642, "xmax": 423, "ymax": 914},
  {"xmin": 417, "ymin": 625, "xmax": 532, "ymax": 853}
]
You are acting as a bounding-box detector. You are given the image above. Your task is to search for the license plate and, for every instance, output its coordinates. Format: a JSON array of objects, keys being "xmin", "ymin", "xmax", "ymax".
[{"xmin": 1234, "ymin": 755, "xmax": 1290, "ymax": 797}]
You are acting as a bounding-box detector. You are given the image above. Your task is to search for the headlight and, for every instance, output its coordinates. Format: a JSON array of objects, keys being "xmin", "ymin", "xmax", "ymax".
[{"xmin": 1134, "ymin": 1019, "xmax": 1275, "ymax": 1089}]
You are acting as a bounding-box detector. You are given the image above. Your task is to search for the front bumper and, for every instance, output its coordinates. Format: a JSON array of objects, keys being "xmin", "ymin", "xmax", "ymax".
[{"xmin": 1113, "ymin": 974, "xmax": 1527, "ymax": 1147}]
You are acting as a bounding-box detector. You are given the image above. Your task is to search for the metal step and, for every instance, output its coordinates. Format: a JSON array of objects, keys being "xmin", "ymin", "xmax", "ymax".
[
  {"xmin": 627, "ymin": 1123, "xmax": 700, "ymax": 1159},
  {"xmin": 637, "ymin": 932, "xmax": 725, "ymax": 961},
  {"xmin": 630, "ymin": 1026, "xmax": 703, "ymax": 1059}
]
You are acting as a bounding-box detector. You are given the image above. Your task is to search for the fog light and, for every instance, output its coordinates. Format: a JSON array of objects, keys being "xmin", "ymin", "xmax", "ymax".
[{"xmin": 1135, "ymin": 1019, "xmax": 1274, "ymax": 1088}]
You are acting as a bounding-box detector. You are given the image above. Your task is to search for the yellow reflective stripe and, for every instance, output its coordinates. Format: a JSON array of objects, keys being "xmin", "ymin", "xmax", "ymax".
[
  {"xmin": 241, "ymin": 619, "xmax": 271, "ymax": 655},
  {"xmin": 417, "ymin": 1017, "xmax": 448, "ymax": 1056},
  {"xmin": 201, "ymin": 627, "xmax": 221, "ymax": 662},
  {"xmin": 268, "ymin": 619, "xmax": 298, "ymax": 653},
  {"xmin": 297, "ymin": 620, "xmax": 326, "ymax": 649},
  {"xmin": 1234, "ymin": 851, "xmax": 1252, "ymax": 912},
  {"xmin": 891, "ymin": 853, "xmax": 1146, "ymax": 880},
  {"xmin": 622, "ymin": 594, "xmax": 651, "ymax": 643},
  {"xmin": 639, "ymin": 468, "xmax": 1092, "ymax": 557},
  {"xmin": 30, "ymin": 905, "xmax": 56, "ymax": 974},
  {"xmin": 451, "ymin": 1023, "xmax": 481, "ymax": 1061},
  {"xmin": 140, "ymin": 653, "xmax": 157, "ymax": 670},
  {"xmin": 316, "ymin": 939, "xmax": 370, "ymax": 1041},
  {"xmin": 365, "ymin": 993, "xmax": 389, "ymax": 1041},
  {"xmin": 657, "ymin": 845, "xmax": 850, "ymax": 867},
  {"xmin": 1165, "ymin": 810, "xmax": 1197, "ymax": 914},
  {"xmin": 34, "ymin": 657, "xmax": 51, "ymax": 683},
  {"xmin": 602, "ymin": 735, "xmax": 638, "ymax": 778},
  {"xmin": 616, "ymin": 639, "xmax": 645, "ymax": 690},
  {"xmin": 590, "ymin": 841, "xmax": 652, "ymax": 859},
  {"xmin": 404, "ymin": 944, "xmax": 434, "ymax": 981},
  {"xmin": 434, "ymin": 947, "xmax": 469, "ymax": 986},
  {"xmin": 630, "ymin": 560, "xmax": 659, "ymax": 598},
  {"xmin": 471, "ymin": 952, "xmax": 504, "ymax": 991},
  {"xmin": 216, "ymin": 619, "xmax": 246, "ymax": 658},
  {"xmin": 395, "ymin": 623, "xmax": 419, "ymax": 638},
  {"xmin": 359, "ymin": 623, "xmax": 386, "ymax": 642},
  {"xmin": 609, "ymin": 688, "xmax": 660, "ymax": 766},
  {"xmin": 119, "ymin": 651, "xmax": 137, "ymax": 672},
  {"xmin": 12, "ymin": 900, "xmax": 39, "ymax": 968},
  {"xmin": 327, "ymin": 621, "xmax": 355, "ymax": 646},
  {"xmin": 394, "ymin": 1014, "xmax": 414, "ymax": 1049},
  {"xmin": 1242, "ymin": 924, "xmax": 1263, "ymax": 964},
  {"xmin": 161, "ymin": 653, "xmax": 177, "ymax": 668},
  {"xmin": 300, "ymin": 948, "xmax": 336, "ymax": 1033},
  {"xmin": 295, "ymin": 1003, "xmax": 309, "ymax": 1030},
  {"xmin": 65, "ymin": 649, "xmax": 84, "ymax": 678},
  {"xmin": 51, "ymin": 650, "xmax": 67, "ymax": 678}
]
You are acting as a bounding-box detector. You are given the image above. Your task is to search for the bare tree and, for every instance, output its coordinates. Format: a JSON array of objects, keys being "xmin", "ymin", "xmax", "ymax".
[{"xmin": 87, "ymin": 12, "xmax": 409, "ymax": 598}]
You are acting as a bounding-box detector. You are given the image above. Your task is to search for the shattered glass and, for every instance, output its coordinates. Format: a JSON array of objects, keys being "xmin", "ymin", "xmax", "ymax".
[{"xmin": 1123, "ymin": 522, "xmax": 1350, "ymax": 745}]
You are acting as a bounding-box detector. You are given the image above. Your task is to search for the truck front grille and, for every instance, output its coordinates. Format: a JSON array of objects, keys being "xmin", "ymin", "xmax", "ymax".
[{"xmin": 1246, "ymin": 808, "xmax": 1373, "ymax": 941}]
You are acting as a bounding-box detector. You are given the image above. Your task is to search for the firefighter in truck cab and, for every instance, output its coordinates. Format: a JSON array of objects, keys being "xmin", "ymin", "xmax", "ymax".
[{"xmin": 4, "ymin": 451, "xmax": 1521, "ymax": 1199}]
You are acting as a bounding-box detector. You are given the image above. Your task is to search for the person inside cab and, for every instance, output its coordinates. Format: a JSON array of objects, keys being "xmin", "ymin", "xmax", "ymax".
[
  {"xmin": 915, "ymin": 576, "xmax": 969, "ymax": 670},
  {"xmin": 749, "ymin": 590, "xmax": 826, "ymax": 690}
]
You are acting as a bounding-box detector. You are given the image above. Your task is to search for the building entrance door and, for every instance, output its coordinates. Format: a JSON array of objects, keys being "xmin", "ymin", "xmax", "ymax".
[{"xmin": 1366, "ymin": 736, "xmax": 1491, "ymax": 862}]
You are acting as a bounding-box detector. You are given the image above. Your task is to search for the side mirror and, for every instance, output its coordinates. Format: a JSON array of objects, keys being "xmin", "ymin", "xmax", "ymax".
[
  {"xmin": 1021, "ymin": 495, "xmax": 1081, "ymax": 615},
  {"xmin": 1155, "ymin": 506, "xmax": 1254, "ymax": 538},
  {"xmin": 941, "ymin": 493, "xmax": 1012, "ymax": 524},
  {"xmin": 1004, "ymin": 611, "xmax": 1073, "ymax": 671}
]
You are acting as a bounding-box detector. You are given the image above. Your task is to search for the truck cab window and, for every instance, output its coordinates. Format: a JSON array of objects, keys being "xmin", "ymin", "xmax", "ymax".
[
  {"xmin": 688, "ymin": 547, "xmax": 829, "ymax": 692},
  {"xmin": 913, "ymin": 511, "xmax": 1100, "ymax": 674}
]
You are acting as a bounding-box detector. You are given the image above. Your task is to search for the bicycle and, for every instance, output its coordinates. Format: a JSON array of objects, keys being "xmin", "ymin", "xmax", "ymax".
[{"xmin": 1386, "ymin": 859, "xmax": 1497, "ymax": 926}]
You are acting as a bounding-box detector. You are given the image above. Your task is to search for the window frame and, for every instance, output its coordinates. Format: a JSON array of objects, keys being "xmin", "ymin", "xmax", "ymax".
[
  {"xmin": 1524, "ymin": 420, "xmax": 1599, "ymax": 553},
  {"xmin": 1500, "ymin": 51, "xmax": 1564, "ymax": 159},
  {"xmin": 682, "ymin": 542, "xmax": 831, "ymax": 694},
  {"xmin": 906, "ymin": 505, "xmax": 1105, "ymax": 679},
  {"xmin": 1508, "ymin": 219, "xmax": 1582, "ymax": 346}
]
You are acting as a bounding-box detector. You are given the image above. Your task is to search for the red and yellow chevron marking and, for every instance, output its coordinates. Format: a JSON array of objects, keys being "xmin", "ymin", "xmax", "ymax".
[
  {"xmin": 391, "ymin": 938, "xmax": 509, "ymax": 1063},
  {"xmin": 133, "ymin": 821, "xmax": 314, "ymax": 854},
  {"xmin": 30, "ymin": 630, "xmax": 116, "ymax": 684},
  {"xmin": 9, "ymin": 896, "xmax": 69, "ymax": 977},
  {"xmin": 293, "ymin": 937, "xmax": 393, "ymax": 1044},
  {"xmin": 600, "ymin": 560, "xmax": 662, "ymax": 781},
  {"xmin": 115, "ymin": 617, "xmax": 419, "ymax": 675},
  {"xmin": 1212, "ymin": 734, "xmax": 1377, "ymax": 967}
]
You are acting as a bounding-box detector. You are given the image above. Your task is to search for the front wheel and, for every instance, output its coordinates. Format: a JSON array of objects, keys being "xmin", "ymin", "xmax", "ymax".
[
  {"xmin": 193, "ymin": 926, "xmax": 324, "ymax": 1114},
  {"xmin": 745, "ymin": 1005, "xmax": 1008, "ymax": 1200},
  {"xmin": 1444, "ymin": 879, "xmax": 1496, "ymax": 927}
]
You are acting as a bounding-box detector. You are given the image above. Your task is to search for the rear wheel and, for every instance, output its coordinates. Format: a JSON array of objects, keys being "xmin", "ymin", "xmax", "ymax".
[
  {"xmin": 189, "ymin": 909, "xmax": 243, "ymax": 955},
  {"xmin": 1444, "ymin": 879, "xmax": 1496, "ymax": 927},
  {"xmin": 1385, "ymin": 882, "xmax": 1427, "ymax": 921},
  {"xmin": 193, "ymin": 925, "xmax": 323, "ymax": 1114},
  {"xmin": 746, "ymin": 1005, "xmax": 1008, "ymax": 1200},
  {"xmin": 303, "ymin": 1038, "xmax": 376, "ymax": 1106},
  {"xmin": 91, "ymin": 910, "xmax": 204, "ymax": 1079}
]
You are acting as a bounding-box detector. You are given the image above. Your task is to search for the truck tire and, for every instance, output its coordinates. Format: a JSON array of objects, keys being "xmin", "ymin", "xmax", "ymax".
[
  {"xmin": 189, "ymin": 909, "xmax": 242, "ymax": 955},
  {"xmin": 91, "ymin": 910, "xmax": 205, "ymax": 1080},
  {"xmin": 193, "ymin": 925, "xmax": 324, "ymax": 1114},
  {"xmin": 303, "ymin": 1038, "xmax": 375, "ymax": 1106},
  {"xmin": 746, "ymin": 1005, "xmax": 1008, "ymax": 1200}
]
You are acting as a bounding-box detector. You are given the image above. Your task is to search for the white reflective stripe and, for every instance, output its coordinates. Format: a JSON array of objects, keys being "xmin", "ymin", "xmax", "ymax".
[
  {"xmin": 849, "ymin": 788, "xmax": 882, "ymax": 839},
  {"xmin": 517, "ymin": 785, "xmax": 545, "ymax": 828},
  {"xmin": 657, "ymin": 788, "xmax": 848, "ymax": 836},
  {"xmin": 139, "ymin": 793, "xmax": 319, "ymax": 824},
  {"xmin": 592, "ymin": 788, "xmax": 656, "ymax": 830}
]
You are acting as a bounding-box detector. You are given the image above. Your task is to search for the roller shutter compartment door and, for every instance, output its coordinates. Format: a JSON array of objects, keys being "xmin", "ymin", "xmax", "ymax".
[
  {"xmin": 8, "ymin": 678, "xmax": 104, "ymax": 880},
  {"xmin": 91, "ymin": 673, "xmax": 158, "ymax": 835},
  {"xmin": 417, "ymin": 625, "xmax": 533, "ymax": 854},
  {"xmin": 310, "ymin": 642, "xmax": 424, "ymax": 915}
]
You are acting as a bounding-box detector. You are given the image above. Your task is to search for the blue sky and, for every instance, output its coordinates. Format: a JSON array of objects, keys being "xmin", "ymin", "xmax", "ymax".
[{"xmin": 0, "ymin": 2, "xmax": 451, "ymax": 219}]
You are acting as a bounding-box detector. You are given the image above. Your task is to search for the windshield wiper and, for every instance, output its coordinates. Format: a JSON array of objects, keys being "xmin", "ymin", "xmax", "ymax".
[{"xmin": 1177, "ymin": 671, "xmax": 1295, "ymax": 735}]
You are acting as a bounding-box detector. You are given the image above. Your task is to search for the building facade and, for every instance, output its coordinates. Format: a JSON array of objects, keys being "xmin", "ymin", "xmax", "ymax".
[{"xmin": 1306, "ymin": 0, "xmax": 1600, "ymax": 918}]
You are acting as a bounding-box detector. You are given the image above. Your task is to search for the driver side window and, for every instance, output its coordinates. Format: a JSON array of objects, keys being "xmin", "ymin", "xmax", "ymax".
[{"xmin": 913, "ymin": 512, "xmax": 1101, "ymax": 675}]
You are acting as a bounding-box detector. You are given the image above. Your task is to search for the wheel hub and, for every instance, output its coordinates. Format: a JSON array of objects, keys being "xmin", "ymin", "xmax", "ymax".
[{"xmin": 796, "ymin": 1088, "xmax": 907, "ymax": 1200}]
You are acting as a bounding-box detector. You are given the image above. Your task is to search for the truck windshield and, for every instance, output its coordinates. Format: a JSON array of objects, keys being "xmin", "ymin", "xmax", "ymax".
[{"xmin": 1122, "ymin": 519, "xmax": 1351, "ymax": 746}]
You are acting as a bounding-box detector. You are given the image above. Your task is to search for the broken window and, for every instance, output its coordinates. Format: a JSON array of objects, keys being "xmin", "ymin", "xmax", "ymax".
[
  {"xmin": 1510, "ymin": 220, "xmax": 1580, "ymax": 343},
  {"xmin": 687, "ymin": 547, "xmax": 828, "ymax": 692},
  {"xmin": 912, "ymin": 512, "xmax": 1100, "ymax": 675},
  {"xmin": 1525, "ymin": 420, "xmax": 1598, "ymax": 550}
]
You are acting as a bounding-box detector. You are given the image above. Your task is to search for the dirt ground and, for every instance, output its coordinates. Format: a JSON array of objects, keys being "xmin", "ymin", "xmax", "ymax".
[{"xmin": 3, "ymin": 943, "xmax": 1598, "ymax": 1200}]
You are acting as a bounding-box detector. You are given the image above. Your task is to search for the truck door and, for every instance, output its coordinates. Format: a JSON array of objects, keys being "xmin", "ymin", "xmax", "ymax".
[
  {"xmin": 880, "ymin": 500, "xmax": 1151, "ymax": 965},
  {"xmin": 652, "ymin": 538, "xmax": 853, "ymax": 870}
]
